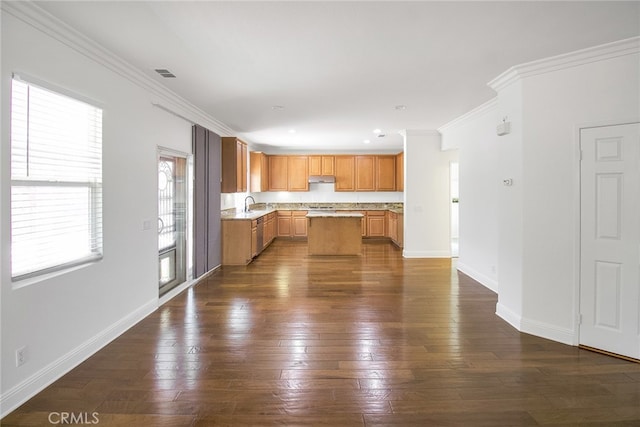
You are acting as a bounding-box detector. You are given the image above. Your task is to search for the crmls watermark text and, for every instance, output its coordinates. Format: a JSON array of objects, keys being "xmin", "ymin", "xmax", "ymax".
[{"xmin": 48, "ymin": 412, "xmax": 99, "ymax": 425}]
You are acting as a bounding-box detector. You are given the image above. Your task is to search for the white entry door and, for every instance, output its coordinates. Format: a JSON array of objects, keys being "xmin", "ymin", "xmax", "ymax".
[{"xmin": 579, "ymin": 123, "xmax": 640, "ymax": 359}]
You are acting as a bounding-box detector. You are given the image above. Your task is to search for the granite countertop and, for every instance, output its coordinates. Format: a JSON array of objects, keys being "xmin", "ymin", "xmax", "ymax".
[
  {"xmin": 222, "ymin": 203, "xmax": 403, "ymax": 220},
  {"xmin": 306, "ymin": 211, "xmax": 364, "ymax": 218},
  {"xmin": 221, "ymin": 208, "xmax": 277, "ymax": 220}
]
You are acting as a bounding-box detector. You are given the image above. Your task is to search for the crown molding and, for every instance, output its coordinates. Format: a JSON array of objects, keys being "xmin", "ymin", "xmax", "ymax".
[
  {"xmin": 1, "ymin": 1, "xmax": 236, "ymax": 137},
  {"xmin": 488, "ymin": 36, "xmax": 640, "ymax": 92},
  {"xmin": 398, "ymin": 129, "xmax": 441, "ymax": 139},
  {"xmin": 437, "ymin": 97, "xmax": 498, "ymax": 134}
]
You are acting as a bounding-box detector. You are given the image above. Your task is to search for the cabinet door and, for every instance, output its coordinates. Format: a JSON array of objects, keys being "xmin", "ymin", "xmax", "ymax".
[
  {"xmin": 269, "ymin": 156, "xmax": 288, "ymax": 191},
  {"xmin": 251, "ymin": 220, "xmax": 258, "ymax": 257},
  {"xmin": 366, "ymin": 211, "xmax": 386, "ymax": 237},
  {"xmin": 335, "ymin": 156, "xmax": 355, "ymax": 191},
  {"xmin": 388, "ymin": 212, "xmax": 398, "ymax": 241},
  {"xmin": 376, "ymin": 155, "xmax": 396, "ymax": 191},
  {"xmin": 237, "ymin": 142, "xmax": 247, "ymax": 192},
  {"xmin": 321, "ymin": 156, "xmax": 335, "ymax": 175},
  {"xmin": 309, "ymin": 156, "xmax": 322, "ymax": 176},
  {"xmin": 292, "ymin": 211, "xmax": 308, "ymax": 237},
  {"xmin": 221, "ymin": 137, "xmax": 246, "ymax": 193},
  {"xmin": 396, "ymin": 152, "xmax": 404, "ymax": 192},
  {"xmin": 355, "ymin": 156, "xmax": 375, "ymax": 191},
  {"xmin": 250, "ymin": 152, "xmax": 269, "ymax": 192},
  {"xmin": 288, "ymin": 156, "xmax": 309, "ymax": 191},
  {"xmin": 277, "ymin": 211, "xmax": 292, "ymax": 237}
]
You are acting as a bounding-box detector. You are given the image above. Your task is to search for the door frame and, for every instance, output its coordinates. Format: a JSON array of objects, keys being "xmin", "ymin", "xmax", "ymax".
[
  {"xmin": 157, "ymin": 146, "xmax": 193, "ymax": 296},
  {"xmin": 573, "ymin": 117, "xmax": 640, "ymax": 346}
]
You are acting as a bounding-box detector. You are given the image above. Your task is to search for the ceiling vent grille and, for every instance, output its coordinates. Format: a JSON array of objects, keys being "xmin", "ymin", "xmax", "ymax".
[{"xmin": 155, "ymin": 69, "xmax": 176, "ymax": 78}]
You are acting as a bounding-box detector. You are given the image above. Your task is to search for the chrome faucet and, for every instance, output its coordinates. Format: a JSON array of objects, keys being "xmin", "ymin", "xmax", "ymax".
[{"xmin": 244, "ymin": 195, "xmax": 256, "ymax": 213}]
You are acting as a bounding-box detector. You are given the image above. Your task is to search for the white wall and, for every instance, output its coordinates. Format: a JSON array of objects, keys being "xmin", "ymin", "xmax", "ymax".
[
  {"xmin": 519, "ymin": 51, "xmax": 640, "ymax": 342},
  {"xmin": 439, "ymin": 100, "xmax": 500, "ymax": 292},
  {"xmin": 0, "ymin": 9, "xmax": 205, "ymax": 415},
  {"xmin": 402, "ymin": 130, "xmax": 458, "ymax": 257}
]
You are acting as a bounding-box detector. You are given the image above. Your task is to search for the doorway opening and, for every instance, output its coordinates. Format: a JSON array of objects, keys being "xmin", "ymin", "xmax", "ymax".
[{"xmin": 158, "ymin": 150, "xmax": 191, "ymax": 296}]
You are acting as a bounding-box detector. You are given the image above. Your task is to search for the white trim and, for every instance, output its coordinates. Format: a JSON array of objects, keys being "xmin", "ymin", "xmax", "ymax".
[
  {"xmin": 496, "ymin": 302, "xmax": 522, "ymax": 330},
  {"xmin": 0, "ymin": 299, "xmax": 158, "ymax": 419},
  {"xmin": 158, "ymin": 264, "xmax": 220, "ymax": 306},
  {"xmin": 402, "ymin": 250, "xmax": 450, "ymax": 258},
  {"xmin": 521, "ymin": 317, "xmax": 575, "ymax": 346},
  {"xmin": 457, "ymin": 261, "xmax": 498, "ymax": 293},
  {"xmin": 437, "ymin": 98, "xmax": 498, "ymax": 134},
  {"xmin": 1, "ymin": 1, "xmax": 235, "ymax": 139},
  {"xmin": 488, "ymin": 36, "xmax": 640, "ymax": 92}
]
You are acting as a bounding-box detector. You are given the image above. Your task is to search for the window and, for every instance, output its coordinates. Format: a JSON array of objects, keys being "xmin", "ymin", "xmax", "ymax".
[{"xmin": 10, "ymin": 77, "xmax": 103, "ymax": 281}]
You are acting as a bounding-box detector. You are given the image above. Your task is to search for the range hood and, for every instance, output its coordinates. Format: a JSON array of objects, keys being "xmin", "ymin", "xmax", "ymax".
[{"xmin": 308, "ymin": 175, "xmax": 335, "ymax": 183}]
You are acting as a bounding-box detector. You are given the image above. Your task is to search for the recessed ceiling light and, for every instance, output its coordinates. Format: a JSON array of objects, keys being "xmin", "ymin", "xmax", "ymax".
[
  {"xmin": 271, "ymin": 105, "xmax": 285, "ymax": 110},
  {"xmin": 394, "ymin": 105, "xmax": 407, "ymax": 110},
  {"xmin": 363, "ymin": 139, "xmax": 371, "ymax": 144},
  {"xmin": 373, "ymin": 128, "xmax": 382, "ymax": 134},
  {"xmin": 288, "ymin": 129, "xmax": 296, "ymax": 134}
]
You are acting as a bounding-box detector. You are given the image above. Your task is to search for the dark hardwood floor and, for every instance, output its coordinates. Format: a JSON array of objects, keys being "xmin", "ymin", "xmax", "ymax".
[{"xmin": 3, "ymin": 240, "xmax": 640, "ymax": 426}]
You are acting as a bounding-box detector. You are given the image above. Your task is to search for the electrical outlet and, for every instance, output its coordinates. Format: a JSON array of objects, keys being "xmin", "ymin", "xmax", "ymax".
[{"xmin": 15, "ymin": 346, "xmax": 27, "ymax": 367}]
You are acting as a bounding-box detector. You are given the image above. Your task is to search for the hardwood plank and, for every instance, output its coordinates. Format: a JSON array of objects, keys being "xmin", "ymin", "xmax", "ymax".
[{"xmin": 2, "ymin": 239, "xmax": 640, "ymax": 425}]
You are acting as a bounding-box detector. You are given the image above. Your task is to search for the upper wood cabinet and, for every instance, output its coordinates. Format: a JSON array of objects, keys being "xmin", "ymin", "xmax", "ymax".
[
  {"xmin": 221, "ymin": 137, "xmax": 247, "ymax": 193},
  {"xmin": 309, "ymin": 155, "xmax": 335, "ymax": 176},
  {"xmin": 268, "ymin": 156, "xmax": 288, "ymax": 191},
  {"xmin": 287, "ymin": 156, "xmax": 309, "ymax": 191},
  {"xmin": 335, "ymin": 156, "xmax": 355, "ymax": 191},
  {"xmin": 355, "ymin": 156, "xmax": 376, "ymax": 191},
  {"xmin": 376, "ymin": 155, "xmax": 396, "ymax": 191},
  {"xmin": 396, "ymin": 152, "xmax": 404, "ymax": 192},
  {"xmin": 250, "ymin": 151, "xmax": 269, "ymax": 192},
  {"xmin": 269, "ymin": 155, "xmax": 308, "ymax": 191}
]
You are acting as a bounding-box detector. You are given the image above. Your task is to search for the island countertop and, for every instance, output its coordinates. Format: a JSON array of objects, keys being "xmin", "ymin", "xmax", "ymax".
[{"xmin": 306, "ymin": 211, "xmax": 364, "ymax": 218}]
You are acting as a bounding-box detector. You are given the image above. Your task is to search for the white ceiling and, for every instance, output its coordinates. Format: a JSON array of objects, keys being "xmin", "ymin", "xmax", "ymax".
[{"xmin": 35, "ymin": 1, "xmax": 640, "ymax": 152}]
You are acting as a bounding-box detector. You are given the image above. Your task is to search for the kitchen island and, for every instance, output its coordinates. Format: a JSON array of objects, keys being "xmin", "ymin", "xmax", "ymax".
[{"xmin": 307, "ymin": 211, "xmax": 364, "ymax": 255}]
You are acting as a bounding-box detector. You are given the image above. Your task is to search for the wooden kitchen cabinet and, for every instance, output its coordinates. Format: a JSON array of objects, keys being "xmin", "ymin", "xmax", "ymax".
[
  {"xmin": 309, "ymin": 156, "xmax": 335, "ymax": 176},
  {"xmin": 250, "ymin": 151, "xmax": 269, "ymax": 192},
  {"xmin": 221, "ymin": 137, "xmax": 247, "ymax": 193},
  {"xmin": 265, "ymin": 212, "xmax": 276, "ymax": 244},
  {"xmin": 292, "ymin": 211, "xmax": 308, "ymax": 237},
  {"xmin": 335, "ymin": 156, "xmax": 355, "ymax": 191},
  {"xmin": 288, "ymin": 156, "xmax": 309, "ymax": 191},
  {"xmin": 251, "ymin": 219, "xmax": 258, "ymax": 257},
  {"xmin": 269, "ymin": 156, "xmax": 308, "ymax": 191},
  {"xmin": 396, "ymin": 152, "xmax": 404, "ymax": 192},
  {"xmin": 388, "ymin": 211, "xmax": 397, "ymax": 242},
  {"xmin": 268, "ymin": 156, "xmax": 288, "ymax": 191},
  {"xmin": 355, "ymin": 156, "xmax": 375, "ymax": 191},
  {"xmin": 222, "ymin": 220, "xmax": 253, "ymax": 265},
  {"xmin": 277, "ymin": 211, "xmax": 292, "ymax": 237},
  {"xmin": 366, "ymin": 210, "xmax": 386, "ymax": 237},
  {"xmin": 376, "ymin": 155, "xmax": 396, "ymax": 191}
]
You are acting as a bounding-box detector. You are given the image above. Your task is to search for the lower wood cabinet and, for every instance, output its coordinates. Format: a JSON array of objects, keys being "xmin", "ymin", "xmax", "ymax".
[
  {"xmin": 222, "ymin": 212, "xmax": 277, "ymax": 265},
  {"xmin": 277, "ymin": 210, "xmax": 308, "ymax": 238},
  {"xmin": 387, "ymin": 211, "xmax": 403, "ymax": 248},
  {"xmin": 366, "ymin": 210, "xmax": 386, "ymax": 237}
]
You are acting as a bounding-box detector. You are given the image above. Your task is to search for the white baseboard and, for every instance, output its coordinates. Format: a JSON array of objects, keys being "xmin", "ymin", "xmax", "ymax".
[
  {"xmin": 402, "ymin": 250, "xmax": 451, "ymax": 258},
  {"xmin": 0, "ymin": 299, "xmax": 158, "ymax": 419},
  {"xmin": 496, "ymin": 302, "xmax": 522, "ymax": 330},
  {"xmin": 496, "ymin": 302, "xmax": 575, "ymax": 346},
  {"xmin": 521, "ymin": 317, "xmax": 575, "ymax": 346},
  {"xmin": 456, "ymin": 261, "xmax": 498, "ymax": 293}
]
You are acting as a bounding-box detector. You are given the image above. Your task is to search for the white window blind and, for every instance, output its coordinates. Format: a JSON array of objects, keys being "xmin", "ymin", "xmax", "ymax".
[{"xmin": 10, "ymin": 77, "xmax": 103, "ymax": 280}]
